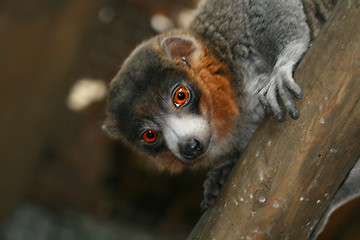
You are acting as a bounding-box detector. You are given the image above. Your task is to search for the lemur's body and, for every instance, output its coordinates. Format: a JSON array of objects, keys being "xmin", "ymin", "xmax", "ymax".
[{"xmin": 104, "ymin": 0, "xmax": 359, "ymax": 237}]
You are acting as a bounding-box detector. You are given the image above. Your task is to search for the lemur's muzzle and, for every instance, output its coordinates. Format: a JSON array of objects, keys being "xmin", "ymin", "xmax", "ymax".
[{"xmin": 180, "ymin": 138, "xmax": 204, "ymax": 161}]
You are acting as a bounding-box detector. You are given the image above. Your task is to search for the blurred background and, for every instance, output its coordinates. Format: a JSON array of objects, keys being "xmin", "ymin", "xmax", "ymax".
[{"xmin": 0, "ymin": 0, "xmax": 359, "ymax": 239}]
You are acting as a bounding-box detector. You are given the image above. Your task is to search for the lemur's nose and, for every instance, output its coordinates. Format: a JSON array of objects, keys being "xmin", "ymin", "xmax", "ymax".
[{"xmin": 181, "ymin": 138, "xmax": 204, "ymax": 161}]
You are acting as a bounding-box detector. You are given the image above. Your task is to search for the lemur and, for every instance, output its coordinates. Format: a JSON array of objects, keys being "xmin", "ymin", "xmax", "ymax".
[{"xmin": 103, "ymin": 0, "xmax": 360, "ymax": 237}]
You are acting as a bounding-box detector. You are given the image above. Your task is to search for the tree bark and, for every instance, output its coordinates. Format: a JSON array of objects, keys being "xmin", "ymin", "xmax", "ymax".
[{"xmin": 187, "ymin": 1, "xmax": 360, "ymax": 239}]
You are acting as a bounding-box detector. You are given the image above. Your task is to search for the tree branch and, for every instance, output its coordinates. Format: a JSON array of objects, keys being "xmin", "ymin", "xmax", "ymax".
[{"xmin": 187, "ymin": 1, "xmax": 360, "ymax": 239}]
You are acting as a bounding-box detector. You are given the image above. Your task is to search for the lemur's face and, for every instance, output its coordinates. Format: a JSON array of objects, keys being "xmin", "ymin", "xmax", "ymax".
[{"xmin": 104, "ymin": 33, "xmax": 240, "ymax": 173}]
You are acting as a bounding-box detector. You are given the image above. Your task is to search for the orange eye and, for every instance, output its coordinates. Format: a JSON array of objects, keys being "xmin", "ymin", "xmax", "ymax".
[
  {"xmin": 173, "ymin": 86, "xmax": 190, "ymax": 108},
  {"xmin": 142, "ymin": 130, "xmax": 157, "ymax": 143}
]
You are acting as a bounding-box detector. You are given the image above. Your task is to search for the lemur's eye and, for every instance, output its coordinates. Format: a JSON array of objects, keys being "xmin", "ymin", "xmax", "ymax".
[
  {"xmin": 142, "ymin": 130, "xmax": 157, "ymax": 143},
  {"xmin": 173, "ymin": 86, "xmax": 190, "ymax": 108}
]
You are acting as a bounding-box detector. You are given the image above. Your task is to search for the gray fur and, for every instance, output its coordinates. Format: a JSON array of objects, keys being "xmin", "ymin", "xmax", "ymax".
[{"xmin": 190, "ymin": 0, "xmax": 311, "ymax": 122}]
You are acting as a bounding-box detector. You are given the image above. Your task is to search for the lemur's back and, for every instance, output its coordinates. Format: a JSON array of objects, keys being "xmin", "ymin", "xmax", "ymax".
[
  {"xmin": 189, "ymin": 0, "xmax": 336, "ymax": 68},
  {"xmin": 189, "ymin": 0, "xmax": 309, "ymax": 87}
]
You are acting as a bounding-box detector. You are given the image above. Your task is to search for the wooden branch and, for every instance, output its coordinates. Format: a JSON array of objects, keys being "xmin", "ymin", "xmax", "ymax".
[{"xmin": 187, "ymin": 1, "xmax": 360, "ymax": 239}]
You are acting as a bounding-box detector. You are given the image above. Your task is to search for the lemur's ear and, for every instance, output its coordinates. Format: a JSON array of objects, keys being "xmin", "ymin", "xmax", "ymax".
[
  {"xmin": 161, "ymin": 36, "xmax": 198, "ymax": 61},
  {"xmin": 102, "ymin": 119, "xmax": 120, "ymax": 138}
]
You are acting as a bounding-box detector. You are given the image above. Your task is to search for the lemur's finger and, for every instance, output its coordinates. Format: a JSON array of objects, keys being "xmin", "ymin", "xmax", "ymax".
[
  {"xmin": 267, "ymin": 83, "xmax": 285, "ymax": 122},
  {"xmin": 284, "ymin": 74, "xmax": 303, "ymax": 99},
  {"xmin": 278, "ymin": 83, "xmax": 300, "ymax": 120},
  {"xmin": 258, "ymin": 87, "xmax": 271, "ymax": 110}
]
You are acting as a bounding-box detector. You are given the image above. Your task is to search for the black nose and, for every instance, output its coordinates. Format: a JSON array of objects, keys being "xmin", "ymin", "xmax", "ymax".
[{"xmin": 181, "ymin": 138, "xmax": 204, "ymax": 161}]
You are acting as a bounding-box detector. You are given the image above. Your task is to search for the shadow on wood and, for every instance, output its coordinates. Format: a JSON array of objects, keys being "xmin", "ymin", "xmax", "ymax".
[{"xmin": 187, "ymin": 0, "xmax": 360, "ymax": 239}]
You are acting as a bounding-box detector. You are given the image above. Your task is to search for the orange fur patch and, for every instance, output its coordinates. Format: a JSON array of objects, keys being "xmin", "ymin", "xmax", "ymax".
[
  {"xmin": 148, "ymin": 33, "xmax": 240, "ymax": 172},
  {"xmin": 190, "ymin": 46, "xmax": 240, "ymax": 144}
]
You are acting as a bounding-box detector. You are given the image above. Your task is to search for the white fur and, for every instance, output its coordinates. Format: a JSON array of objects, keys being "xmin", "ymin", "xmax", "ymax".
[{"xmin": 162, "ymin": 114, "xmax": 211, "ymax": 159}]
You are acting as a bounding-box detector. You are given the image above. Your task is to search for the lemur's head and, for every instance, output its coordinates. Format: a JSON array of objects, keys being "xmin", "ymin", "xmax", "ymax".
[{"xmin": 104, "ymin": 32, "xmax": 240, "ymax": 173}]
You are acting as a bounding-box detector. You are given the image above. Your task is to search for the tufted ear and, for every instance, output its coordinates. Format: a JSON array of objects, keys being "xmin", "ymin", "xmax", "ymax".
[{"xmin": 161, "ymin": 36, "xmax": 197, "ymax": 62}]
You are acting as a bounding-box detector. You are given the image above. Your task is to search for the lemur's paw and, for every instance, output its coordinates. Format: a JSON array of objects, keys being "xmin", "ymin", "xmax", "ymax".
[
  {"xmin": 200, "ymin": 161, "xmax": 234, "ymax": 212},
  {"xmin": 258, "ymin": 68, "xmax": 302, "ymax": 122}
]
